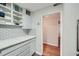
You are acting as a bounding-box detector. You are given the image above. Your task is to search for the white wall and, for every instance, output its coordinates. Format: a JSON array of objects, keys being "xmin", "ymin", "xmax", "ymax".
[
  {"xmin": 62, "ymin": 3, "xmax": 79, "ymax": 56},
  {"xmin": 31, "ymin": 5, "xmax": 62, "ymax": 55}
]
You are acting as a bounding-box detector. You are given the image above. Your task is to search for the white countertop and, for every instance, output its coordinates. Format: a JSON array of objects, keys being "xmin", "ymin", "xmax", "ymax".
[{"xmin": 0, "ymin": 35, "xmax": 36, "ymax": 50}]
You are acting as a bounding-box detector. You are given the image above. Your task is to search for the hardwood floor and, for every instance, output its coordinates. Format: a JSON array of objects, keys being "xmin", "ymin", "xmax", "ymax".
[{"xmin": 43, "ymin": 43, "xmax": 60, "ymax": 56}]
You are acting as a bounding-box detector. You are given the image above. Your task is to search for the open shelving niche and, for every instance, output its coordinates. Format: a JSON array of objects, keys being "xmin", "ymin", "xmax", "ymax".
[{"xmin": 0, "ymin": 3, "xmax": 23, "ymax": 26}]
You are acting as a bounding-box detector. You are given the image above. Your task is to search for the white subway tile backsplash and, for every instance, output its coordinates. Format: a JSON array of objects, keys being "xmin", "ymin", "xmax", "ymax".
[{"xmin": 0, "ymin": 26, "xmax": 26, "ymax": 40}]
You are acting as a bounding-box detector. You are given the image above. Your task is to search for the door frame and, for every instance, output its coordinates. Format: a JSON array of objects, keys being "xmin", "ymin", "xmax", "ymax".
[{"xmin": 41, "ymin": 11, "xmax": 62, "ymax": 55}]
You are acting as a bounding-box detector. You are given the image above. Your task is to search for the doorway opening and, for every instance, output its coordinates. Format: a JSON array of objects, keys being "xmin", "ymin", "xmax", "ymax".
[{"xmin": 42, "ymin": 12, "xmax": 60, "ymax": 56}]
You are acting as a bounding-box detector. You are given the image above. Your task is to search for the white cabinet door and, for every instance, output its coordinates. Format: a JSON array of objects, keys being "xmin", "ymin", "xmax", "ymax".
[
  {"xmin": 30, "ymin": 39, "xmax": 36, "ymax": 55},
  {"xmin": 0, "ymin": 39, "xmax": 35, "ymax": 56},
  {"xmin": 22, "ymin": 9, "xmax": 32, "ymax": 29},
  {"xmin": 6, "ymin": 43, "xmax": 30, "ymax": 56},
  {"xmin": 1, "ymin": 41, "xmax": 29, "ymax": 55},
  {"xmin": 18, "ymin": 48, "xmax": 30, "ymax": 56},
  {"xmin": 18, "ymin": 38, "xmax": 36, "ymax": 56},
  {"xmin": 0, "ymin": 53, "xmax": 2, "ymax": 56},
  {"xmin": 1, "ymin": 40, "xmax": 31, "ymax": 56}
]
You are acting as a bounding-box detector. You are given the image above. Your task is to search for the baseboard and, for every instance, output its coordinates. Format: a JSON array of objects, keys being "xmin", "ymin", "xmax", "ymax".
[
  {"xmin": 36, "ymin": 51, "xmax": 42, "ymax": 56},
  {"xmin": 32, "ymin": 52, "xmax": 36, "ymax": 56},
  {"xmin": 43, "ymin": 42, "xmax": 58, "ymax": 47}
]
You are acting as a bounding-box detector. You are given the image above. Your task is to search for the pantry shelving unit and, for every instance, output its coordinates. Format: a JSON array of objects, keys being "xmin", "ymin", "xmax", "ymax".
[{"xmin": 0, "ymin": 3, "xmax": 23, "ymax": 26}]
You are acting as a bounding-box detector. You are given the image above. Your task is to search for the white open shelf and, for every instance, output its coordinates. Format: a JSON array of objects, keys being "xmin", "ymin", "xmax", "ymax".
[
  {"xmin": 13, "ymin": 10, "xmax": 22, "ymax": 15},
  {"xmin": 13, "ymin": 14, "xmax": 22, "ymax": 19},
  {"xmin": 0, "ymin": 23, "xmax": 22, "ymax": 27},
  {"xmin": 0, "ymin": 4, "xmax": 11, "ymax": 11},
  {"xmin": 5, "ymin": 12, "xmax": 11, "ymax": 16},
  {"xmin": 0, "ymin": 17, "xmax": 11, "ymax": 21},
  {"xmin": 0, "ymin": 3, "xmax": 23, "ymax": 26}
]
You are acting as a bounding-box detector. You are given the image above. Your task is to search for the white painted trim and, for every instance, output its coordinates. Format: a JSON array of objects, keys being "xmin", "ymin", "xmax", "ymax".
[
  {"xmin": 36, "ymin": 51, "xmax": 42, "ymax": 56},
  {"xmin": 60, "ymin": 8, "xmax": 63, "ymax": 56},
  {"xmin": 43, "ymin": 42, "xmax": 58, "ymax": 47},
  {"xmin": 40, "ymin": 15, "xmax": 43, "ymax": 55},
  {"xmin": 41, "ymin": 10, "xmax": 62, "ymax": 56}
]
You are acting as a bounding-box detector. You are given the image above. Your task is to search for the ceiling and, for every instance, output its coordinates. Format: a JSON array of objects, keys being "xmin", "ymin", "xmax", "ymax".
[{"xmin": 16, "ymin": 3, "xmax": 53, "ymax": 12}]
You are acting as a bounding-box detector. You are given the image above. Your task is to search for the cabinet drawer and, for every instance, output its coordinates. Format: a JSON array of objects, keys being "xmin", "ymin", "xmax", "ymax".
[
  {"xmin": 0, "ymin": 53, "xmax": 2, "ymax": 56},
  {"xmin": 2, "ymin": 40, "xmax": 30, "ymax": 55},
  {"xmin": 6, "ymin": 43, "xmax": 30, "ymax": 56},
  {"xmin": 18, "ymin": 48, "xmax": 30, "ymax": 56}
]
